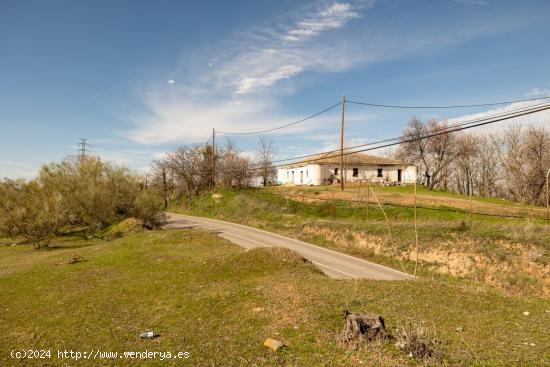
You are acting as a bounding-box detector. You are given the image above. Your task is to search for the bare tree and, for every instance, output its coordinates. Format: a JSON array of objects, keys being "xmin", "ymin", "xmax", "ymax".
[
  {"xmin": 500, "ymin": 126, "xmax": 550, "ymax": 204},
  {"xmin": 452, "ymin": 133, "xmax": 480, "ymax": 195},
  {"xmin": 219, "ymin": 140, "xmax": 252, "ymax": 188},
  {"xmin": 256, "ymin": 137, "xmax": 276, "ymax": 187},
  {"xmin": 397, "ymin": 118, "xmax": 458, "ymax": 190},
  {"xmin": 474, "ymin": 134, "xmax": 501, "ymax": 198},
  {"xmin": 164, "ymin": 145, "xmax": 210, "ymax": 201}
]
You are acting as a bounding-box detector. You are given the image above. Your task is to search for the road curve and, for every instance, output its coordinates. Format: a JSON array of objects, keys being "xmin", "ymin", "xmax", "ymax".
[{"xmin": 164, "ymin": 213, "xmax": 413, "ymax": 281}]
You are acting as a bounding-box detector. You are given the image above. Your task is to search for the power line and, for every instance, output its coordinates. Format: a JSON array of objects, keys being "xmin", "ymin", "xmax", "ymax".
[
  {"xmin": 200, "ymin": 101, "xmax": 550, "ymax": 175},
  {"xmin": 322, "ymin": 102, "xmax": 550, "ymax": 162},
  {"xmin": 214, "ymin": 95, "xmax": 550, "ymax": 137},
  {"xmin": 247, "ymin": 99, "xmax": 550, "ymax": 167},
  {"xmin": 216, "ymin": 102, "xmax": 341, "ymax": 135},
  {"xmin": 346, "ymin": 95, "xmax": 550, "ymax": 109}
]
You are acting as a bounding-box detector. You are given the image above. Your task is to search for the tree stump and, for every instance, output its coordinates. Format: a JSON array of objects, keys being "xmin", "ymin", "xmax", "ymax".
[{"xmin": 338, "ymin": 310, "xmax": 387, "ymax": 350}]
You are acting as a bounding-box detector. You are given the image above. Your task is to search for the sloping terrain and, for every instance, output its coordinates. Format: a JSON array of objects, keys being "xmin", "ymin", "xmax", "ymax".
[{"xmin": 1, "ymin": 230, "xmax": 548, "ymax": 366}]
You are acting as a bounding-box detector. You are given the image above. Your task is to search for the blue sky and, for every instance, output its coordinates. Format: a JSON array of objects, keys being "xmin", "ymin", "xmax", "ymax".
[{"xmin": 1, "ymin": 0, "xmax": 550, "ymax": 178}]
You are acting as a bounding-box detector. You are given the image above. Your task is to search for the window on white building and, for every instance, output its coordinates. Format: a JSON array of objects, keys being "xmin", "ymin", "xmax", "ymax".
[
  {"xmin": 377, "ymin": 168, "xmax": 383, "ymax": 177},
  {"xmin": 352, "ymin": 168, "xmax": 358, "ymax": 177},
  {"xmin": 334, "ymin": 168, "xmax": 338, "ymax": 175}
]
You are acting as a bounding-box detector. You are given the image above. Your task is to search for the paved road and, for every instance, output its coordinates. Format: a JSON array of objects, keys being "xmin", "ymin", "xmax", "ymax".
[{"xmin": 164, "ymin": 213, "xmax": 413, "ymax": 281}]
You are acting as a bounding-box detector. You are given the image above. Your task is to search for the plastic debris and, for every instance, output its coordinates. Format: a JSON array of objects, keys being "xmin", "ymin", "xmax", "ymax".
[
  {"xmin": 140, "ymin": 331, "xmax": 158, "ymax": 339},
  {"xmin": 263, "ymin": 338, "xmax": 284, "ymax": 351}
]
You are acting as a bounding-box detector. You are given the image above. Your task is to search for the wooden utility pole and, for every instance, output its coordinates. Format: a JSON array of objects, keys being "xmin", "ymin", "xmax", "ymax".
[
  {"xmin": 413, "ymin": 181, "xmax": 419, "ymax": 277},
  {"xmin": 211, "ymin": 128, "xmax": 216, "ymax": 188},
  {"xmin": 546, "ymin": 168, "xmax": 550, "ymax": 224},
  {"xmin": 469, "ymin": 176, "xmax": 473, "ymax": 227},
  {"xmin": 162, "ymin": 169, "xmax": 168, "ymax": 209},
  {"xmin": 340, "ymin": 96, "xmax": 345, "ymax": 191}
]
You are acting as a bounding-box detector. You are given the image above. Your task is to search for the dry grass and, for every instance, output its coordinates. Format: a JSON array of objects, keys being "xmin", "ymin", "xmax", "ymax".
[
  {"xmin": 182, "ymin": 188, "xmax": 550, "ymax": 296},
  {"xmin": 395, "ymin": 321, "xmax": 442, "ymax": 362},
  {"xmin": 1, "ymin": 229, "xmax": 549, "ymax": 365}
]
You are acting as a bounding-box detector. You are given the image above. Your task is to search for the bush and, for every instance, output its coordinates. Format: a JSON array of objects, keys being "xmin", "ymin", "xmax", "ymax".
[
  {"xmin": 133, "ymin": 190, "xmax": 166, "ymax": 229},
  {"xmin": 39, "ymin": 157, "xmax": 140, "ymax": 229},
  {"xmin": 0, "ymin": 180, "xmax": 65, "ymax": 249},
  {"xmin": 395, "ymin": 321, "xmax": 442, "ymax": 361}
]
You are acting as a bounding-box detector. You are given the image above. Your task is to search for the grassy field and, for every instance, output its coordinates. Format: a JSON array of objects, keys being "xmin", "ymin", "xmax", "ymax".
[
  {"xmin": 178, "ymin": 187, "xmax": 549, "ymax": 296},
  {"xmin": 1, "ymin": 229, "xmax": 548, "ymax": 366}
]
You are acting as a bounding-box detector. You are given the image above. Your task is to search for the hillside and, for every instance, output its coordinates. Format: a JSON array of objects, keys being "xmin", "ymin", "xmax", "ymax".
[
  {"xmin": 179, "ymin": 186, "xmax": 550, "ymax": 296},
  {"xmin": 1, "ymin": 229, "xmax": 548, "ymax": 366}
]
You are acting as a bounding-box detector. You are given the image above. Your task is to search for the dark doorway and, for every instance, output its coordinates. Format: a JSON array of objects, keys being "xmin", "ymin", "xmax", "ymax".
[{"xmin": 397, "ymin": 169, "xmax": 402, "ymax": 182}]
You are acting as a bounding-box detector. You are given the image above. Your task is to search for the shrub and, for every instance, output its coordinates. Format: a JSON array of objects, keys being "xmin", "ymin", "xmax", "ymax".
[
  {"xmin": 0, "ymin": 180, "xmax": 65, "ymax": 249},
  {"xmin": 39, "ymin": 157, "xmax": 140, "ymax": 229},
  {"xmin": 395, "ymin": 321, "xmax": 442, "ymax": 361},
  {"xmin": 133, "ymin": 190, "xmax": 166, "ymax": 229}
]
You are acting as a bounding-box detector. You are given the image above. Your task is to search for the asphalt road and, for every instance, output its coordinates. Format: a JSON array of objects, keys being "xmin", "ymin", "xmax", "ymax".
[{"xmin": 164, "ymin": 213, "xmax": 413, "ymax": 281}]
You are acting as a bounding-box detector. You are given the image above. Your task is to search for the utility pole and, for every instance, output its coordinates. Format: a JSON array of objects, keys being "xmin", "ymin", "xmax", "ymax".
[
  {"xmin": 78, "ymin": 138, "xmax": 88, "ymax": 161},
  {"xmin": 162, "ymin": 168, "xmax": 168, "ymax": 209},
  {"xmin": 546, "ymin": 168, "xmax": 550, "ymax": 225},
  {"xmin": 211, "ymin": 128, "xmax": 216, "ymax": 188},
  {"xmin": 340, "ymin": 95, "xmax": 345, "ymax": 191}
]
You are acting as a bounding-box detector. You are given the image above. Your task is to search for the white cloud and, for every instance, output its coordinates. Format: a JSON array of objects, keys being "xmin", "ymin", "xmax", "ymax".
[
  {"xmin": 235, "ymin": 65, "xmax": 303, "ymax": 94},
  {"xmin": 129, "ymin": 96, "xmax": 343, "ymax": 144},
  {"xmin": 526, "ymin": 87, "xmax": 550, "ymax": 97},
  {"xmin": 284, "ymin": 2, "xmax": 360, "ymax": 42},
  {"xmin": 0, "ymin": 161, "xmax": 39, "ymax": 180},
  {"xmin": 448, "ymin": 99, "xmax": 550, "ymax": 132},
  {"xmin": 127, "ymin": 0, "xmax": 525, "ymax": 145},
  {"xmin": 453, "ymin": 0, "xmax": 488, "ymax": 5},
  {"xmin": 239, "ymin": 150, "xmax": 256, "ymax": 161}
]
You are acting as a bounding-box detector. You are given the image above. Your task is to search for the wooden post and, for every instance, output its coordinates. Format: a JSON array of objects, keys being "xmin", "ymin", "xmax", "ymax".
[
  {"xmin": 162, "ymin": 169, "xmax": 168, "ymax": 209},
  {"xmin": 413, "ymin": 181, "xmax": 419, "ymax": 277},
  {"xmin": 340, "ymin": 96, "xmax": 345, "ymax": 191},
  {"xmin": 212, "ymin": 128, "xmax": 216, "ymax": 188},
  {"xmin": 546, "ymin": 168, "xmax": 550, "ymax": 224},
  {"xmin": 366, "ymin": 181, "xmax": 370, "ymax": 220},
  {"xmin": 469, "ymin": 177, "xmax": 473, "ymax": 227}
]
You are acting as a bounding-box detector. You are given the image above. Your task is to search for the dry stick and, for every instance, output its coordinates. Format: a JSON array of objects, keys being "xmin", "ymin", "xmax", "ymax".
[
  {"xmin": 413, "ymin": 181, "xmax": 420, "ymax": 278},
  {"xmin": 469, "ymin": 178, "xmax": 473, "ymax": 228},
  {"xmin": 458, "ymin": 332, "xmax": 481, "ymax": 363},
  {"xmin": 368, "ymin": 183, "xmax": 409, "ymax": 275},
  {"xmin": 351, "ymin": 178, "xmax": 367, "ymax": 220},
  {"xmin": 366, "ymin": 181, "xmax": 370, "ymax": 220}
]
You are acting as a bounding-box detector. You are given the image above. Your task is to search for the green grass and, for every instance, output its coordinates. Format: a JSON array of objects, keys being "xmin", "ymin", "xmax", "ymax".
[
  {"xmin": 175, "ymin": 188, "xmax": 550, "ymax": 296},
  {"xmin": 1, "ymin": 230, "xmax": 548, "ymax": 366}
]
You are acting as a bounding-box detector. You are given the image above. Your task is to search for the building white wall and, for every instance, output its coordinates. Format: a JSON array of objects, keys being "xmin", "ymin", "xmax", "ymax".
[
  {"xmin": 277, "ymin": 164, "xmax": 324, "ymax": 185},
  {"xmin": 324, "ymin": 164, "xmax": 416, "ymax": 184},
  {"xmin": 277, "ymin": 164, "xmax": 417, "ymax": 185}
]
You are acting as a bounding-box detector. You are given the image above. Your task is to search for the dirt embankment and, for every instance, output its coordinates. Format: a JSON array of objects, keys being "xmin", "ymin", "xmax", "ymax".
[{"xmin": 299, "ymin": 224, "xmax": 549, "ymax": 296}]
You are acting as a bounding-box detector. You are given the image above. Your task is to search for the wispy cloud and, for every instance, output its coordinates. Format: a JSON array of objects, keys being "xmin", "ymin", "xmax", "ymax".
[
  {"xmin": 235, "ymin": 65, "xmax": 303, "ymax": 95},
  {"xmin": 0, "ymin": 161, "xmax": 38, "ymax": 180},
  {"xmin": 526, "ymin": 87, "xmax": 550, "ymax": 97},
  {"xmin": 284, "ymin": 2, "xmax": 360, "ymax": 42},
  {"xmin": 453, "ymin": 0, "xmax": 488, "ymax": 5},
  {"xmin": 448, "ymin": 98, "xmax": 550, "ymax": 132},
  {"xmin": 126, "ymin": 0, "xmax": 523, "ymax": 145}
]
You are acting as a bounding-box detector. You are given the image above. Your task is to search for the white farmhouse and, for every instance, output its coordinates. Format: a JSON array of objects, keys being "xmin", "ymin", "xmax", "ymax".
[{"xmin": 277, "ymin": 153, "xmax": 417, "ymax": 186}]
